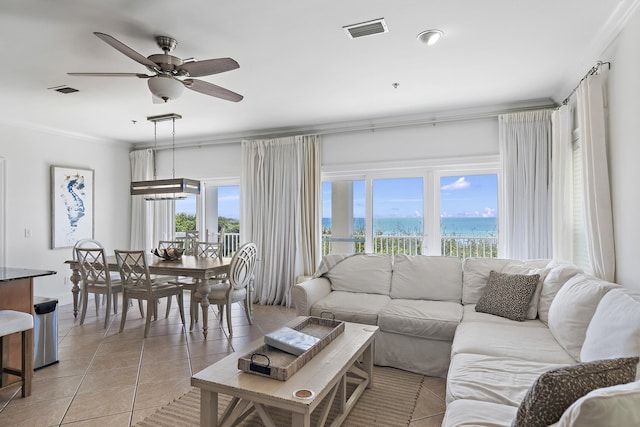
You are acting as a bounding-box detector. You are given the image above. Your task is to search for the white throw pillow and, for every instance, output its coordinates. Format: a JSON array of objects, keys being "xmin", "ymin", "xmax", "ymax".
[
  {"xmin": 538, "ymin": 260, "xmax": 583, "ymax": 325},
  {"xmin": 581, "ymin": 290, "xmax": 640, "ymax": 377},
  {"xmin": 555, "ymin": 381, "xmax": 640, "ymax": 427},
  {"xmin": 390, "ymin": 254, "xmax": 462, "ymax": 302},
  {"xmin": 501, "ymin": 262, "xmax": 550, "ymax": 320},
  {"xmin": 326, "ymin": 253, "xmax": 392, "ymax": 295},
  {"xmin": 548, "ymin": 274, "xmax": 619, "ymax": 360}
]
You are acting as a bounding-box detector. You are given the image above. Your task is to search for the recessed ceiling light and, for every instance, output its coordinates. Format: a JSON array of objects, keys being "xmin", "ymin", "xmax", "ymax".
[{"xmin": 417, "ymin": 29, "xmax": 443, "ymax": 46}]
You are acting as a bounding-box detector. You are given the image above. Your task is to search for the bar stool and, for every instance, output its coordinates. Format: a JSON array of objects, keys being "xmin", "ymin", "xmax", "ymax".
[{"xmin": 0, "ymin": 310, "xmax": 34, "ymax": 397}]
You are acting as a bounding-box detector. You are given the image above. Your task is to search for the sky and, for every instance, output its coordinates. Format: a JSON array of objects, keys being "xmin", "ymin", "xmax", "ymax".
[
  {"xmin": 175, "ymin": 185, "xmax": 240, "ymax": 218},
  {"xmin": 322, "ymin": 174, "xmax": 497, "ymax": 218},
  {"xmin": 440, "ymin": 175, "xmax": 497, "ymax": 218},
  {"xmin": 177, "ymin": 175, "xmax": 498, "ymax": 219}
]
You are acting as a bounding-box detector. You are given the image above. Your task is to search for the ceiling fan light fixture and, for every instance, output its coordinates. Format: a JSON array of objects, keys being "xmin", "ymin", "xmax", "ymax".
[
  {"xmin": 417, "ymin": 29, "xmax": 443, "ymax": 46},
  {"xmin": 147, "ymin": 75, "xmax": 184, "ymax": 102}
]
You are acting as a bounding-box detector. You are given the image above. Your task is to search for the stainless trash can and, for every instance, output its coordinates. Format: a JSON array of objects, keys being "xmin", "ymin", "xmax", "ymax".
[{"xmin": 33, "ymin": 296, "xmax": 59, "ymax": 370}]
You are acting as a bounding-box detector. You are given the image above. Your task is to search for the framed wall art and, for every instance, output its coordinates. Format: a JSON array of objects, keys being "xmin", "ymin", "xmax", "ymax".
[{"xmin": 51, "ymin": 165, "xmax": 94, "ymax": 249}]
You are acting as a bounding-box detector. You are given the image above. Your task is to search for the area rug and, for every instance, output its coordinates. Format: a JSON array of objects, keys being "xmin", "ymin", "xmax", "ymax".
[{"xmin": 135, "ymin": 366, "xmax": 424, "ymax": 427}]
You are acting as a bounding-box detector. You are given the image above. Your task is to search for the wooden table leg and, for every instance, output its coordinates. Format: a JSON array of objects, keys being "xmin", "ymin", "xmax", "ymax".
[
  {"xmin": 291, "ymin": 412, "xmax": 311, "ymax": 427},
  {"xmin": 70, "ymin": 267, "xmax": 81, "ymax": 318},
  {"xmin": 363, "ymin": 340, "xmax": 374, "ymax": 389},
  {"xmin": 200, "ymin": 389, "xmax": 218, "ymax": 427},
  {"xmin": 197, "ymin": 280, "xmax": 211, "ymax": 339}
]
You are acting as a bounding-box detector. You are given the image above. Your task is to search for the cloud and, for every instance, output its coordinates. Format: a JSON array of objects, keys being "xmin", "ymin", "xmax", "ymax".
[
  {"xmin": 441, "ymin": 177, "xmax": 470, "ymax": 191},
  {"xmin": 481, "ymin": 207, "xmax": 496, "ymax": 217}
]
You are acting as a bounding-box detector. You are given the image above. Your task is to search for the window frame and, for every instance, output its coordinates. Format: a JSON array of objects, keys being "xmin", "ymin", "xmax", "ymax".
[{"xmin": 322, "ymin": 155, "xmax": 501, "ymax": 255}]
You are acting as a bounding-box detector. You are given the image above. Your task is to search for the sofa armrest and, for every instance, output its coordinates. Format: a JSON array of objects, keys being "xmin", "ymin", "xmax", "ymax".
[{"xmin": 291, "ymin": 277, "xmax": 332, "ymax": 316}]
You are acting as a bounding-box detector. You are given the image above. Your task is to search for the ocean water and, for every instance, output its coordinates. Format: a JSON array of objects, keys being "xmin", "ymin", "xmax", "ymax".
[{"xmin": 322, "ymin": 217, "xmax": 497, "ymax": 237}]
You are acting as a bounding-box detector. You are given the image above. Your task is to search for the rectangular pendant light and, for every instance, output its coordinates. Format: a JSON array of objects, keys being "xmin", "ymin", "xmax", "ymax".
[
  {"xmin": 130, "ymin": 178, "xmax": 200, "ymax": 200},
  {"xmin": 130, "ymin": 113, "xmax": 201, "ymax": 201}
]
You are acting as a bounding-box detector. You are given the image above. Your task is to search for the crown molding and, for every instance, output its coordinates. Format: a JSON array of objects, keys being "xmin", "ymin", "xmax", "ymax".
[
  {"xmin": 553, "ymin": 0, "xmax": 640, "ymax": 102},
  {"xmin": 137, "ymin": 98, "xmax": 556, "ymax": 152}
]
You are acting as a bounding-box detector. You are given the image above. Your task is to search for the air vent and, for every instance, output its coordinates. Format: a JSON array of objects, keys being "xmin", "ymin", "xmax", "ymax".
[
  {"xmin": 343, "ymin": 18, "xmax": 388, "ymax": 39},
  {"xmin": 48, "ymin": 85, "xmax": 79, "ymax": 94}
]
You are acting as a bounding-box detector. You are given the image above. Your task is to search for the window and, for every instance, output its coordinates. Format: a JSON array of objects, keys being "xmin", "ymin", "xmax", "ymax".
[
  {"xmin": 439, "ymin": 174, "xmax": 498, "ymax": 258},
  {"xmin": 175, "ymin": 194, "xmax": 197, "ymax": 237},
  {"xmin": 203, "ymin": 184, "xmax": 240, "ymax": 255},
  {"xmin": 322, "ymin": 159, "xmax": 499, "ymax": 258},
  {"xmin": 322, "ymin": 180, "xmax": 366, "ymax": 254},
  {"xmin": 372, "ymin": 177, "xmax": 423, "ymax": 254}
]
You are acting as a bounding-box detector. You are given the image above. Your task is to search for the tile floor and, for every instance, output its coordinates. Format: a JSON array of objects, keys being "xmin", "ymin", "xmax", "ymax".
[{"xmin": 0, "ymin": 297, "xmax": 445, "ymax": 426}]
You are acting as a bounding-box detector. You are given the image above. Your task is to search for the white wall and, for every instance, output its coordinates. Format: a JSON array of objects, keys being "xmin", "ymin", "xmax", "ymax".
[
  {"xmin": 605, "ymin": 7, "xmax": 640, "ymax": 290},
  {"xmin": 0, "ymin": 123, "xmax": 131, "ymax": 304},
  {"xmin": 161, "ymin": 116, "xmax": 499, "ymax": 179},
  {"xmin": 155, "ymin": 142, "xmax": 241, "ymax": 181},
  {"xmin": 322, "ymin": 118, "xmax": 498, "ymax": 166}
]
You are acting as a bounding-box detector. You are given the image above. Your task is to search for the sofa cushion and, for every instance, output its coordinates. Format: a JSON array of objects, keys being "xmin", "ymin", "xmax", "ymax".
[
  {"xmin": 310, "ymin": 291, "xmax": 390, "ymax": 325},
  {"xmin": 325, "ymin": 253, "xmax": 392, "ymax": 295},
  {"xmin": 548, "ymin": 274, "xmax": 619, "ymax": 361},
  {"xmin": 475, "ymin": 270, "xmax": 539, "ymax": 321},
  {"xmin": 390, "ymin": 254, "xmax": 462, "ymax": 302},
  {"xmin": 446, "ymin": 353, "xmax": 567, "ymax": 406},
  {"xmin": 451, "ymin": 320, "xmax": 575, "ymax": 364},
  {"xmin": 501, "ymin": 263, "xmax": 550, "ymax": 320},
  {"xmin": 462, "ymin": 258, "xmax": 548, "ymax": 305},
  {"xmin": 537, "ymin": 260, "xmax": 583, "ymax": 325},
  {"xmin": 513, "ymin": 357, "xmax": 639, "ymax": 427},
  {"xmin": 555, "ymin": 380, "xmax": 640, "ymax": 427},
  {"xmin": 442, "ymin": 399, "xmax": 517, "ymax": 427},
  {"xmin": 581, "ymin": 290, "xmax": 640, "ymax": 377},
  {"xmin": 462, "ymin": 304, "xmax": 547, "ymax": 326},
  {"xmin": 377, "ymin": 299, "xmax": 462, "ymax": 341},
  {"xmin": 462, "ymin": 258, "xmax": 511, "ymax": 304}
]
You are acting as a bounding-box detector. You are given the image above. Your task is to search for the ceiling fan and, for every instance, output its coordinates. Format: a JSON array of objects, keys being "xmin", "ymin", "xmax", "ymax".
[{"xmin": 68, "ymin": 32, "xmax": 243, "ymax": 103}]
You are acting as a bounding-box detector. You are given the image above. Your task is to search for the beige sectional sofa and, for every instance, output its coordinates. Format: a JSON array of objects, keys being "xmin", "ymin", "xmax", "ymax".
[{"xmin": 291, "ymin": 254, "xmax": 640, "ymax": 426}]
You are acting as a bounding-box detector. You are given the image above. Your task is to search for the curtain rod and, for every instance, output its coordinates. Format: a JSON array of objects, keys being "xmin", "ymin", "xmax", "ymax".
[
  {"xmin": 560, "ymin": 61, "xmax": 611, "ymax": 106},
  {"xmin": 145, "ymin": 103, "xmax": 556, "ymax": 152}
]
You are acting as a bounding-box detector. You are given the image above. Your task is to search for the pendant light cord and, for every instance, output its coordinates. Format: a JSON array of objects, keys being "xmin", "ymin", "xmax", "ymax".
[
  {"xmin": 153, "ymin": 120, "xmax": 158, "ymax": 180},
  {"xmin": 172, "ymin": 117, "xmax": 176, "ymax": 179}
]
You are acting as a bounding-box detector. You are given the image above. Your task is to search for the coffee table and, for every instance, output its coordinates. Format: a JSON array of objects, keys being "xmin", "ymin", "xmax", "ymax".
[{"xmin": 191, "ymin": 317, "xmax": 379, "ymax": 427}]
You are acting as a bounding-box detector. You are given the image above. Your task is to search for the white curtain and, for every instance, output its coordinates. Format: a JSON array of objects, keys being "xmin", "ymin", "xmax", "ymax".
[
  {"xmin": 551, "ymin": 104, "xmax": 574, "ymax": 262},
  {"xmin": 241, "ymin": 135, "xmax": 322, "ymax": 306},
  {"xmin": 129, "ymin": 149, "xmax": 176, "ymax": 251},
  {"xmin": 576, "ymin": 71, "xmax": 615, "ymax": 281},
  {"xmin": 129, "ymin": 149, "xmax": 154, "ymax": 251},
  {"xmin": 153, "ymin": 200, "xmax": 175, "ymax": 246},
  {"xmin": 499, "ymin": 109, "xmax": 553, "ymax": 259}
]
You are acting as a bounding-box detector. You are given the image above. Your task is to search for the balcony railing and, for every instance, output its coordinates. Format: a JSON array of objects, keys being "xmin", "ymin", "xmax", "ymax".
[
  {"xmin": 322, "ymin": 234, "xmax": 498, "ymax": 259},
  {"xmin": 221, "ymin": 232, "xmax": 241, "ymax": 257}
]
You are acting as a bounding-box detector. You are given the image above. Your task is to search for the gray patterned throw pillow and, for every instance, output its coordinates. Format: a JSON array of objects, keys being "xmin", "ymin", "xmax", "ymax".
[
  {"xmin": 512, "ymin": 357, "xmax": 639, "ymax": 427},
  {"xmin": 475, "ymin": 270, "xmax": 539, "ymax": 321}
]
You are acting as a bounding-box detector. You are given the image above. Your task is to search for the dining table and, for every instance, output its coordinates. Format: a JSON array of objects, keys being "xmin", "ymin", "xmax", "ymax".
[{"xmin": 65, "ymin": 254, "xmax": 232, "ymax": 338}]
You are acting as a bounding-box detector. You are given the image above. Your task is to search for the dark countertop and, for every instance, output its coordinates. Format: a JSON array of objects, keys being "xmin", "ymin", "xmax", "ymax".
[{"xmin": 0, "ymin": 268, "xmax": 57, "ymax": 282}]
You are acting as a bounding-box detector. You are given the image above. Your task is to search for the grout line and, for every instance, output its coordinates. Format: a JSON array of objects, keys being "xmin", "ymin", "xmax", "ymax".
[{"xmin": 56, "ymin": 310, "xmax": 117, "ymax": 426}]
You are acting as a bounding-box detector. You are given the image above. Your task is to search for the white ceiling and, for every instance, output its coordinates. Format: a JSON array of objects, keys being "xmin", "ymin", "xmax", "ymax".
[{"xmin": 0, "ymin": 0, "xmax": 635, "ymax": 146}]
